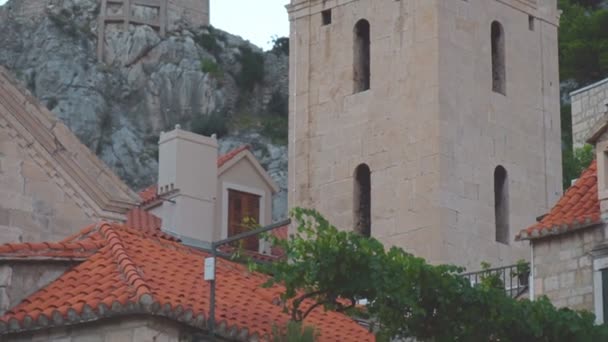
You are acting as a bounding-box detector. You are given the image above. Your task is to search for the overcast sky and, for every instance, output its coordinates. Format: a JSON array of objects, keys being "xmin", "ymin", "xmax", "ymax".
[
  {"xmin": 0, "ymin": 0, "xmax": 289, "ymax": 50},
  {"xmin": 212, "ymin": 0, "xmax": 290, "ymax": 50}
]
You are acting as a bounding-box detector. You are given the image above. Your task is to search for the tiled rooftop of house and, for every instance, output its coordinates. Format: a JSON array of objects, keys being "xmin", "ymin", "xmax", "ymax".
[
  {"xmin": 517, "ymin": 160, "xmax": 601, "ymax": 240},
  {"xmin": 0, "ymin": 222, "xmax": 373, "ymax": 341},
  {"xmin": 217, "ymin": 145, "xmax": 250, "ymax": 168}
]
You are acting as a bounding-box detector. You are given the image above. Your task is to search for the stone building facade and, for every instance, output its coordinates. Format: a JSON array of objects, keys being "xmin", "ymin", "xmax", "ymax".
[
  {"xmin": 570, "ymin": 77, "xmax": 608, "ymax": 148},
  {"xmin": 0, "ymin": 67, "xmax": 139, "ymax": 245},
  {"xmin": 287, "ymin": 0, "xmax": 563, "ymax": 269},
  {"xmin": 517, "ymin": 116, "xmax": 608, "ymax": 322},
  {"xmin": 6, "ymin": 316, "xmax": 210, "ymax": 342},
  {"xmin": 0, "ymin": 0, "xmax": 209, "ymax": 29},
  {"xmin": 97, "ymin": 0, "xmax": 209, "ymax": 60},
  {"xmin": 0, "ymin": 0, "xmax": 209, "ymax": 62},
  {"xmin": 528, "ymin": 218, "xmax": 602, "ymax": 312}
]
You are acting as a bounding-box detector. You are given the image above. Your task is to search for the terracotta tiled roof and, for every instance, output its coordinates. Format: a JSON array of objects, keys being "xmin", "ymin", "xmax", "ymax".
[
  {"xmin": 125, "ymin": 208, "xmax": 179, "ymax": 241},
  {"xmin": 0, "ymin": 223, "xmax": 373, "ymax": 341},
  {"xmin": 0, "ymin": 225, "xmax": 102, "ymax": 260},
  {"xmin": 516, "ymin": 160, "xmax": 602, "ymax": 240},
  {"xmin": 270, "ymin": 224, "xmax": 288, "ymax": 257},
  {"xmin": 138, "ymin": 185, "xmax": 158, "ymax": 203},
  {"xmin": 217, "ymin": 145, "xmax": 250, "ymax": 168}
]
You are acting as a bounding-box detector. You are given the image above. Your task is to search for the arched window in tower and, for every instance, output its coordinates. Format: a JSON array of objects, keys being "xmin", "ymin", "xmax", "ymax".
[
  {"xmin": 491, "ymin": 21, "xmax": 506, "ymax": 95},
  {"xmin": 353, "ymin": 19, "xmax": 371, "ymax": 93},
  {"xmin": 354, "ymin": 164, "xmax": 371, "ymax": 237},
  {"xmin": 494, "ymin": 165, "xmax": 509, "ymax": 244}
]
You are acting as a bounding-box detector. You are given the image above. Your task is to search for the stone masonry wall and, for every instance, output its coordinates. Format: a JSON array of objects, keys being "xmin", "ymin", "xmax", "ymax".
[
  {"xmin": 0, "ymin": 122, "xmax": 94, "ymax": 245},
  {"xmin": 4, "ymin": 316, "xmax": 212, "ymax": 342},
  {"xmin": 571, "ymin": 78, "xmax": 608, "ymax": 148},
  {"xmin": 532, "ymin": 226, "xmax": 604, "ymax": 312},
  {"xmin": 0, "ymin": 262, "xmax": 76, "ymax": 315},
  {"xmin": 288, "ymin": 0, "xmax": 561, "ymax": 269}
]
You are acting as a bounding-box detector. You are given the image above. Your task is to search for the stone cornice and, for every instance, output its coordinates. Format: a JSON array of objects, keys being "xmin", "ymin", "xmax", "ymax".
[
  {"xmin": 288, "ymin": 0, "xmax": 559, "ymax": 26},
  {"xmin": 0, "ymin": 67, "xmax": 139, "ymax": 221}
]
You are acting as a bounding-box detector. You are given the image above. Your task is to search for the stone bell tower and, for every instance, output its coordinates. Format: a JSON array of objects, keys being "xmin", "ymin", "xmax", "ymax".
[{"xmin": 287, "ymin": 0, "xmax": 563, "ymax": 269}]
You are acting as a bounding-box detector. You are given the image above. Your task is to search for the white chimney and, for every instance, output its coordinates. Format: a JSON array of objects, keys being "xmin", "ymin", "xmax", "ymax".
[{"xmin": 157, "ymin": 126, "xmax": 218, "ymax": 243}]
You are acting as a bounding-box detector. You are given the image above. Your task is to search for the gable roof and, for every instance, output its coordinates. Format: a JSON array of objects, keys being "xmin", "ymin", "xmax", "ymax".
[
  {"xmin": 0, "ymin": 223, "xmax": 372, "ymax": 341},
  {"xmin": 139, "ymin": 145, "xmax": 279, "ymax": 205},
  {"xmin": 218, "ymin": 147, "xmax": 279, "ymax": 194},
  {"xmin": 586, "ymin": 113, "xmax": 608, "ymax": 144},
  {"xmin": 125, "ymin": 208, "xmax": 179, "ymax": 241},
  {"xmin": 0, "ymin": 67, "xmax": 140, "ymax": 221},
  {"xmin": 217, "ymin": 145, "xmax": 250, "ymax": 168},
  {"xmin": 516, "ymin": 160, "xmax": 602, "ymax": 240}
]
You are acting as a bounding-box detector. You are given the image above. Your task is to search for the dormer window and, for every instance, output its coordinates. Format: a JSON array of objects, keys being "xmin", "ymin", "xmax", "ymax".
[{"xmin": 228, "ymin": 189, "xmax": 261, "ymax": 251}]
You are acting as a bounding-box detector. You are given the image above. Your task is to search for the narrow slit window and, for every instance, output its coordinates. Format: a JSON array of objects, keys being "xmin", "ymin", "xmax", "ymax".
[
  {"xmin": 528, "ymin": 15, "xmax": 535, "ymax": 31},
  {"xmin": 494, "ymin": 166, "xmax": 509, "ymax": 244},
  {"xmin": 354, "ymin": 164, "xmax": 371, "ymax": 237},
  {"xmin": 322, "ymin": 9, "xmax": 332, "ymax": 26},
  {"xmin": 491, "ymin": 21, "xmax": 506, "ymax": 95},
  {"xmin": 353, "ymin": 19, "xmax": 371, "ymax": 93}
]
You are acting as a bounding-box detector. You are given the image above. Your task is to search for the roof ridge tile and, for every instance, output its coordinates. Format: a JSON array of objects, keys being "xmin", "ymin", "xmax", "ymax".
[{"xmin": 98, "ymin": 223, "xmax": 154, "ymax": 302}]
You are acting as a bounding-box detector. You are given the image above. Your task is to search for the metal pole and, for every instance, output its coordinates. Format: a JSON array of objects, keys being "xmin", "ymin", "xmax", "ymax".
[
  {"xmin": 208, "ymin": 243, "xmax": 217, "ymax": 340},
  {"xmin": 207, "ymin": 218, "xmax": 291, "ymax": 339}
]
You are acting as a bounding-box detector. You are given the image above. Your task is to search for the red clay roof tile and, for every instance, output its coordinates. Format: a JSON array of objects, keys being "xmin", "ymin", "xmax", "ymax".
[
  {"xmin": 217, "ymin": 145, "xmax": 250, "ymax": 168},
  {"xmin": 138, "ymin": 185, "xmax": 158, "ymax": 203},
  {"xmin": 125, "ymin": 208, "xmax": 178, "ymax": 241},
  {"xmin": 0, "ymin": 223, "xmax": 372, "ymax": 341},
  {"xmin": 516, "ymin": 160, "xmax": 602, "ymax": 240}
]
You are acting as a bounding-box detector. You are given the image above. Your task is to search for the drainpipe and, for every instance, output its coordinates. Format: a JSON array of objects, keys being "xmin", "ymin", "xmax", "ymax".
[{"xmin": 529, "ymin": 241, "xmax": 535, "ymax": 300}]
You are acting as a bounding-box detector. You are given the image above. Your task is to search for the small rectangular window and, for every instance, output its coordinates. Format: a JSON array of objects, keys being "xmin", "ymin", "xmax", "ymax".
[
  {"xmin": 528, "ymin": 15, "xmax": 535, "ymax": 31},
  {"xmin": 322, "ymin": 9, "xmax": 332, "ymax": 26}
]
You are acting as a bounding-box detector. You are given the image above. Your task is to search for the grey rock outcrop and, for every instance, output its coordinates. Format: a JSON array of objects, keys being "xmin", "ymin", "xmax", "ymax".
[{"xmin": 0, "ymin": 0, "xmax": 289, "ymax": 219}]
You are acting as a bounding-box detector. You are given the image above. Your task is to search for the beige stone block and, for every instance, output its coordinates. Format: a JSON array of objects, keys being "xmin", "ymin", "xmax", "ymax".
[
  {"xmin": 104, "ymin": 329, "xmax": 133, "ymax": 342},
  {"xmin": 0, "ymin": 225, "xmax": 23, "ymax": 244},
  {"xmin": 24, "ymin": 179, "xmax": 65, "ymax": 204},
  {"xmin": 567, "ymin": 295, "xmax": 584, "ymax": 307},
  {"xmin": 72, "ymin": 335, "xmax": 103, "ymax": 342},
  {"xmin": 132, "ymin": 326, "xmax": 161, "ymax": 341},
  {"xmin": 534, "ymin": 277, "xmax": 544, "ymax": 295},
  {"xmin": 20, "ymin": 161, "xmax": 49, "ymax": 182},
  {"xmin": 9, "ymin": 209, "xmax": 46, "ymax": 235},
  {"xmin": 0, "ymin": 207, "xmax": 9, "ymax": 226},
  {"xmin": 0, "ymin": 265, "xmax": 12, "ymax": 286},
  {"xmin": 544, "ymin": 276, "xmax": 559, "ymax": 292},
  {"xmin": 559, "ymin": 271, "xmax": 576, "ymax": 289}
]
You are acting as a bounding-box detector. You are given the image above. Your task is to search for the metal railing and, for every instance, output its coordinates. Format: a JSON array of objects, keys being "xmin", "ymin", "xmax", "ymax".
[{"xmin": 461, "ymin": 263, "xmax": 530, "ymax": 298}]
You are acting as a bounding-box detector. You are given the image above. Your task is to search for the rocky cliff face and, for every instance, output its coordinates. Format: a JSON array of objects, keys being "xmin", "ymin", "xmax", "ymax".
[{"xmin": 0, "ymin": 0, "xmax": 289, "ymax": 220}]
